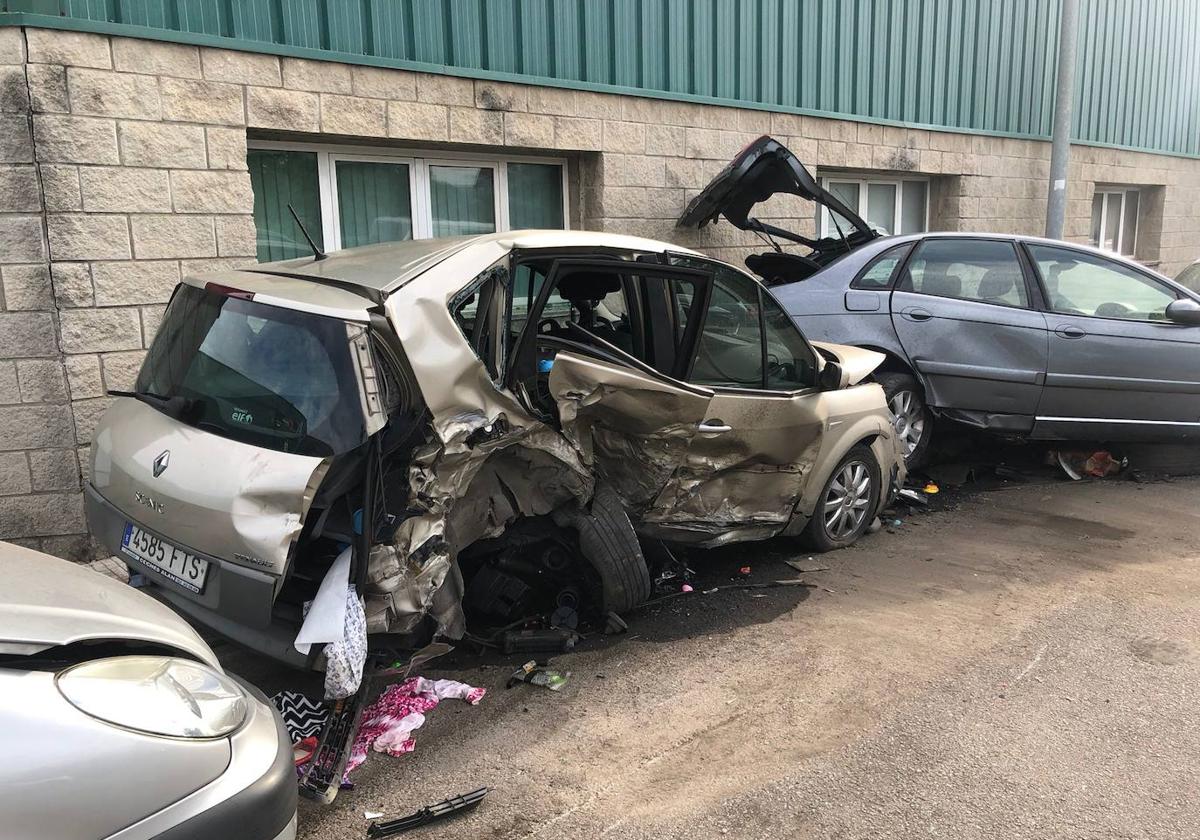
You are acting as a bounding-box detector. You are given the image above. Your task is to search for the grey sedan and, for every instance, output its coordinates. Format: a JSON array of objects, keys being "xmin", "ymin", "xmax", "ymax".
[
  {"xmin": 0, "ymin": 541, "xmax": 296, "ymax": 840},
  {"xmin": 680, "ymin": 136, "xmax": 1200, "ymax": 466}
]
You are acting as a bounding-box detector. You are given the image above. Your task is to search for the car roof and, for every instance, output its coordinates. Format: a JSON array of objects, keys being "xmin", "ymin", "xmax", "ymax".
[{"xmin": 237, "ymin": 229, "xmax": 707, "ymax": 300}]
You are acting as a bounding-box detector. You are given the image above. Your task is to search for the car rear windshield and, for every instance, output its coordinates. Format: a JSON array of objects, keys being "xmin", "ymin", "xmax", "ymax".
[{"xmin": 136, "ymin": 284, "xmax": 367, "ymax": 457}]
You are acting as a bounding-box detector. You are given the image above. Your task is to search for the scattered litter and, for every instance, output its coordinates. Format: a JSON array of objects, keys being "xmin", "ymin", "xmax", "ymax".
[
  {"xmin": 346, "ymin": 677, "xmax": 485, "ymax": 781},
  {"xmin": 738, "ymin": 565, "xmax": 752, "ymax": 577},
  {"xmin": 897, "ymin": 488, "xmax": 929, "ymax": 506},
  {"xmin": 294, "ymin": 548, "xmax": 368, "ymax": 700},
  {"xmin": 923, "ymin": 482, "xmax": 940, "ymax": 494},
  {"xmin": 272, "ymin": 691, "xmax": 328, "ymax": 742},
  {"xmin": 364, "ymin": 811, "xmax": 384, "ymax": 820},
  {"xmin": 867, "ymin": 516, "xmax": 882, "ymax": 534},
  {"xmin": 785, "ymin": 559, "xmax": 831, "ymax": 574},
  {"xmin": 891, "ymin": 519, "xmax": 903, "ymax": 527},
  {"xmin": 293, "ymin": 736, "xmax": 318, "ymax": 766},
  {"xmin": 680, "ymin": 583, "xmax": 694, "ymax": 593},
  {"xmin": 1054, "ymin": 449, "xmax": 1125, "ymax": 480},
  {"xmin": 366, "ymin": 787, "xmax": 490, "ymax": 838},
  {"xmin": 507, "ymin": 660, "xmax": 571, "ymax": 691}
]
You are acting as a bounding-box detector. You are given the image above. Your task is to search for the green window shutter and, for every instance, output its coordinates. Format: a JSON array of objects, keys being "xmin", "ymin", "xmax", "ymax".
[
  {"xmin": 429, "ymin": 165, "xmax": 496, "ymax": 237},
  {"xmin": 506, "ymin": 163, "xmax": 564, "ymax": 229},
  {"xmin": 335, "ymin": 160, "xmax": 413, "ymax": 248},
  {"xmin": 247, "ymin": 149, "xmax": 323, "ymax": 263}
]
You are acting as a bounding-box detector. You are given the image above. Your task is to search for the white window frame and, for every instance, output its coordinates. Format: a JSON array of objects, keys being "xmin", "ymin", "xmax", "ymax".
[
  {"xmin": 818, "ymin": 174, "xmax": 930, "ymax": 238},
  {"xmin": 1092, "ymin": 187, "xmax": 1139, "ymax": 257},
  {"xmin": 249, "ymin": 139, "xmax": 570, "ymax": 252}
]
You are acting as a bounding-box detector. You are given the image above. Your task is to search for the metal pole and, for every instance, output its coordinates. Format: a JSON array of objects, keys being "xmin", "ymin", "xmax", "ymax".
[{"xmin": 1045, "ymin": 0, "xmax": 1080, "ymax": 240}]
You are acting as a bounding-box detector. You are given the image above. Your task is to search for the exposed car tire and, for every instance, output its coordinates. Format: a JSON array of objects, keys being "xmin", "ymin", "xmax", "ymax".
[
  {"xmin": 875, "ymin": 372, "xmax": 934, "ymax": 469},
  {"xmin": 570, "ymin": 484, "xmax": 651, "ymax": 614},
  {"xmin": 803, "ymin": 445, "xmax": 882, "ymax": 552}
]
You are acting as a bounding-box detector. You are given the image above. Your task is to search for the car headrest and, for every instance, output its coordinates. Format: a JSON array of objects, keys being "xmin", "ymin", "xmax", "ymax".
[
  {"xmin": 556, "ymin": 271, "xmax": 622, "ymax": 302},
  {"xmin": 921, "ymin": 267, "xmax": 961, "ymax": 298},
  {"xmin": 977, "ymin": 267, "xmax": 1016, "ymax": 300}
]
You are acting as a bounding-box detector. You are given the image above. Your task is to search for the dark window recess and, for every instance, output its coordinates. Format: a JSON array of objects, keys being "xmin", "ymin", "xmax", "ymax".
[{"xmin": 137, "ymin": 284, "xmax": 368, "ymax": 457}]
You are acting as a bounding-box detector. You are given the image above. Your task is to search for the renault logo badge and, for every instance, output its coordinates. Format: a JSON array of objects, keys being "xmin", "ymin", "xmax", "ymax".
[{"xmin": 152, "ymin": 450, "xmax": 170, "ymax": 478}]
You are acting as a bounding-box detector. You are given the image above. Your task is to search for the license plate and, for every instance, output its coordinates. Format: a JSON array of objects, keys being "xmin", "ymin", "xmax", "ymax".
[{"xmin": 121, "ymin": 523, "xmax": 209, "ymax": 593}]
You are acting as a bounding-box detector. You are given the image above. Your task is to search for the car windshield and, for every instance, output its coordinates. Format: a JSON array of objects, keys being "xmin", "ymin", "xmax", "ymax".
[{"xmin": 135, "ymin": 284, "xmax": 368, "ymax": 457}]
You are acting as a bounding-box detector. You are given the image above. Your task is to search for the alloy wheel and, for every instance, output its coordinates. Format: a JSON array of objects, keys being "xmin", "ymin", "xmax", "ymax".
[
  {"xmin": 888, "ymin": 389, "xmax": 925, "ymax": 457},
  {"xmin": 822, "ymin": 460, "xmax": 873, "ymax": 540}
]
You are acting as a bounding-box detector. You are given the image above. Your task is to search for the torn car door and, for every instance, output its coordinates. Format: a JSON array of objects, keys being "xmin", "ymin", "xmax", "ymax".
[{"xmin": 507, "ymin": 257, "xmax": 718, "ymax": 515}]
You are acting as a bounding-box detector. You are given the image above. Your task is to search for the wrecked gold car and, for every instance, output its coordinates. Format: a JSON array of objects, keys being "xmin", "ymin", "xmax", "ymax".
[{"xmin": 85, "ymin": 230, "xmax": 904, "ymax": 667}]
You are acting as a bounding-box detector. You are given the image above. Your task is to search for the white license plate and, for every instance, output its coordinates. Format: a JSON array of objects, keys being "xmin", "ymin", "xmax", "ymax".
[{"xmin": 121, "ymin": 523, "xmax": 209, "ymax": 593}]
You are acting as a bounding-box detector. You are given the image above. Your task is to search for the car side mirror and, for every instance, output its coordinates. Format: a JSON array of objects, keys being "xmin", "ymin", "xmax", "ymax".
[
  {"xmin": 818, "ymin": 360, "xmax": 844, "ymax": 390},
  {"xmin": 1166, "ymin": 298, "xmax": 1200, "ymax": 326}
]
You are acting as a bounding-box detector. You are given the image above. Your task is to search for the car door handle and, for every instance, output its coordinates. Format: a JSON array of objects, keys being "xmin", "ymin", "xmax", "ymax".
[
  {"xmin": 1054, "ymin": 325, "xmax": 1087, "ymax": 339},
  {"xmin": 901, "ymin": 307, "xmax": 933, "ymax": 322},
  {"xmin": 697, "ymin": 420, "xmax": 732, "ymax": 434}
]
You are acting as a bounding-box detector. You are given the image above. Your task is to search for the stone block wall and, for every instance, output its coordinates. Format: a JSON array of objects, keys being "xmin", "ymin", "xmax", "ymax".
[{"xmin": 3, "ymin": 24, "xmax": 1200, "ymax": 558}]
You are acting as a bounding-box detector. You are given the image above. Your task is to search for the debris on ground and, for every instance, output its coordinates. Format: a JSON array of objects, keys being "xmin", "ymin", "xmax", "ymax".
[
  {"xmin": 365, "ymin": 787, "xmax": 490, "ymax": 838},
  {"xmin": 501, "ymin": 627, "xmax": 576, "ymax": 654},
  {"xmin": 272, "ymin": 690, "xmax": 328, "ymax": 742},
  {"xmin": 785, "ymin": 559, "xmax": 831, "ymax": 574},
  {"xmin": 507, "ymin": 660, "xmax": 571, "ymax": 691},
  {"xmin": 1053, "ymin": 449, "xmax": 1126, "ymax": 480},
  {"xmin": 346, "ymin": 677, "xmax": 485, "ymax": 781}
]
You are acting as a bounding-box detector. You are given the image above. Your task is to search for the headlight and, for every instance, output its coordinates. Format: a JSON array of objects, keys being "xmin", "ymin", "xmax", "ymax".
[{"xmin": 57, "ymin": 656, "xmax": 248, "ymax": 738}]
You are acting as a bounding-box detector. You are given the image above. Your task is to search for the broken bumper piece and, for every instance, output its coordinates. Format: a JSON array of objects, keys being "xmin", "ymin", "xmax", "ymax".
[{"xmin": 366, "ymin": 787, "xmax": 490, "ymax": 837}]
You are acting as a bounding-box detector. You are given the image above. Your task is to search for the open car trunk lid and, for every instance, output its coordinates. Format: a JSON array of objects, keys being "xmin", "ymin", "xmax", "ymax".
[{"xmin": 678, "ymin": 135, "xmax": 879, "ymax": 260}]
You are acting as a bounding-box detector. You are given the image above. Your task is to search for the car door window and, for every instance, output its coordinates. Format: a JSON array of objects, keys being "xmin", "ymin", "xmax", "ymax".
[
  {"xmin": 762, "ymin": 291, "xmax": 818, "ymax": 390},
  {"xmin": 689, "ymin": 269, "xmax": 764, "ymax": 389},
  {"xmin": 851, "ymin": 244, "xmax": 911, "ymax": 289},
  {"xmin": 899, "ymin": 239, "xmax": 1030, "ymax": 308},
  {"xmin": 1027, "ymin": 244, "xmax": 1178, "ymax": 322}
]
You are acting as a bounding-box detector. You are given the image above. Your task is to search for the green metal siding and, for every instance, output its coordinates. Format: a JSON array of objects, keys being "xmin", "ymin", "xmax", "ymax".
[{"xmin": 2, "ymin": 0, "xmax": 1198, "ymax": 156}]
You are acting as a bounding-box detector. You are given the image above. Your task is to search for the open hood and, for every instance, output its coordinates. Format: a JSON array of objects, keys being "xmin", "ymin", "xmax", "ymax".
[
  {"xmin": 0, "ymin": 541, "xmax": 219, "ymax": 667},
  {"xmin": 678, "ymin": 135, "xmax": 878, "ymax": 254}
]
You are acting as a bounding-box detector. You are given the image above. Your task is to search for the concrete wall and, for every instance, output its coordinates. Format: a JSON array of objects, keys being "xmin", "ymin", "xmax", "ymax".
[{"xmin": 3, "ymin": 25, "xmax": 1200, "ymax": 558}]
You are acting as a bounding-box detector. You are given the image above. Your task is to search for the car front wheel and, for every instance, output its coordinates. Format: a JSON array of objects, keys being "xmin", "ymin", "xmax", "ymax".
[
  {"xmin": 875, "ymin": 372, "xmax": 933, "ymax": 469},
  {"xmin": 803, "ymin": 445, "xmax": 882, "ymax": 552}
]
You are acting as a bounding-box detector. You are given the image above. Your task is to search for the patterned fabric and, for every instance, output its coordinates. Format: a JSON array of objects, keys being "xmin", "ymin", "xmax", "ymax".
[
  {"xmin": 271, "ymin": 691, "xmax": 328, "ymax": 743},
  {"xmin": 323, "ymin": 586, "xmax": 368, "ymax": 701},
  {"xmin": 345, "ymin": 676, "xmax": 485, "ymax": 780}
]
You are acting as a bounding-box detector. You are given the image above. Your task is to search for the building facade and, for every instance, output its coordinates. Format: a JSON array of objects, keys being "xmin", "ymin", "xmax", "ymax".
[{"xmin": 2, "ymin": 0, "xmax": 1199, "ymax": 558}]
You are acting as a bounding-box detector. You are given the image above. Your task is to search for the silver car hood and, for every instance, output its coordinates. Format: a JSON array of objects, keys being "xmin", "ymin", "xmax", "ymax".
[{"xmin": 0, "ymin": 541, "xmax": 219, "ymax": 668}]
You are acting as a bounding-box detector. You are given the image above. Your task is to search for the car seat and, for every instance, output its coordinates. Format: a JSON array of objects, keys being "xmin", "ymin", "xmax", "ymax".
[
  {"xmin": 918, "ymin": 266, "xmax": 962, "ymax": 298},
  {"xmin": 555, "ymin": 271, "xmax": 633, "ymax": 353},
  {"xmin": 977, "ymin": 267, "xmax": 1020, "ymax": 305}
]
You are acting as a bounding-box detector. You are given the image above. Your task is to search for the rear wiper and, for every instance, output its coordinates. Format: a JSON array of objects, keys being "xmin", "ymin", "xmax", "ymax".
[{"xmin": 108, "ymin": 389, "xmax": 196, "ymax": 420}]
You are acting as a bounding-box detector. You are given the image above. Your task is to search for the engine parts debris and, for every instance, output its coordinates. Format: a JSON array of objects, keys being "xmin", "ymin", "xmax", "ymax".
[
  {"xmin": 501, "ymin": 628, "xmax": 577, "ymax": 654},
  {"xmin": 366, "ymin": 787, "xmax": 491, "ymax": 838}
]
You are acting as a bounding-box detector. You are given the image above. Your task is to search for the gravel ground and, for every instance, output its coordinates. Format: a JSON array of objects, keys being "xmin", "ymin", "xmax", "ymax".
[{"xmin": 227, "ymin": 476, "xmax": 1200, "ymax": 839}]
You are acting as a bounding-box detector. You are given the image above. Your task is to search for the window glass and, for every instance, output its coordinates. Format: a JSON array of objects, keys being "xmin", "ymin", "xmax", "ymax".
[
  {"xmin": 537, "ymin": 267, "xmax": 636, "ymax": 356},
  {"xmin": 690, "ymin": 269, "xmax": 764, "ymax": 389},
  {"xmin": 508, "ymin": 163, "xmax": 564, "ymax": 228},
  {"xmin": 901, "ymin": 181, "xmax": 927, "ymax": 233},
  {"xmin": 451, "ymin": 270, "xmax": 502, "ymax": 379},
  {"xmin": 1103, "ymin": 193, "xmax": 1121, "ymax": 251},
  {"xmin": 1090, "ymin": 194, "xmax": 1104, "ymax": 245},
  {"xmin": 762, "ymin": 292, "xmax": 817, "ymax": 390},
  {"xmin": 827, "ymin": 181, "xmax": 860, "ymax": 234},
  {"xmin": 1028, "ymin": 244, "xmax": 1177, "ymax": 322},
  {"xmin": 899, "ymin": 239, "xmax": 1029, "ymax": 308},
  {"xmin": 335, "ymin": 160, "xmax": 412, "ymax": 248},
  {"xmin": 430, "ymin": 165, "xmax": 496, "ymax": 237},
  {"xmin": 137, "ymin": 285, "xmax": 366, "ymax": 457},
  {"xmin": 1121, "ymin": 191, "xmax": 1139, "ymax": 256},
  {"xmin": 248, "ymin": 150, "xmax": 323, "ymax": 262},
  {"xmin": 852, "ymin": 245, "xmax": 909, "ymax": 290},
  {"xmin": 866, "ymin": 182, "xmax": 897, "ymax": 235}
]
